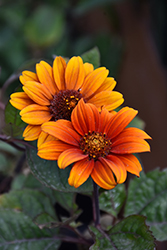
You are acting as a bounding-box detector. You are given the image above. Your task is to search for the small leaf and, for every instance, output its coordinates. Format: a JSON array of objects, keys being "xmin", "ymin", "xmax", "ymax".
[
  {"xmin": 81, "ymin": 47, "xmax": 100, "ymax": 68},
  {"xmin": 90, "ymin": 215, "xmax": 155, "ymax": 250},
  {"xmin": 4, "ymin": 102, "xmax": 25, "ymax": 137},
  {"xmin": 0, "ymin": 189, "xmax": 56, "ymax": 219},
  {"xmin": 34, "ymin": 212, "xmax": 57, "ymax": 229},
  {"xmin": 124, "ymin": 169, "xmax": 167, "ymax": 241},
  {"xmin": 26, "ymin": 147, "xmax": 93, "ymax": 193},
  {"xmin": 99, "ymin": 184, "xmax": 126, "ymax": 217},
  {"xmin": 0, "ymin": 209, "xmax": 61, "ymax": 249}
]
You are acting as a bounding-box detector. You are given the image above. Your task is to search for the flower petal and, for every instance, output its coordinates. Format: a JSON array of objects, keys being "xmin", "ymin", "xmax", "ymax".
[
  {"xmin": 19, "ymin": 71, "xmax": 38, "ymax": 85},
  {"xmin": 68, "ymin": 158, "xmax": 94, "ymax": 188},
  {"xmin": 111, "ymin": 137, "xmax": 151, "ymax": 154},
  {"xmin": 65, "ymin": 56, "xmax": 85, "ymax": 90},
  {"xmin": 91, "ymin": 160, "xmax": 117, "ymax": 189},
  {"xmin": 88, "ymin": 91, "xmax": 124, "ymax": 111},
  {"xmin": 53, "ymin": 56, "xmax": 66, "ymax": 90},
  {"xmin": 23, "ymin": 81, "xmax": 52, "ymax": 105},
  {"xmin": 104, "ymin": 107, "xmax": 138, "ymax": 139},
  {"xmin": 97, "ymin": 108, "xmax": 114, "ymax": 133},
  {"xmin": 38, "ymin": 140, "xmax": 70, "ymax": 160},
  {"xmin": 20, "ymin": 104, "xmax": 52, "ymax": 125},
  {"xmin": 80, "ymin": 67, "xmax": 109, "ymax": 98},
  {"xmin": 23, "ymin": 125, "xmax": 41, "ymax": 141},
  {"xmin": 58, "ymin": 148, "xmax": 88, "ymax": 169},
  {"xmin": 104, "ymin": 155, "xmax": 127, "ymax": 184},
  {"xmin": 95, "ymin": 77, "xmax": 117, "ymax": 93},
  {"xmin": 36, "ymin": 61, "xmax": 57, "ymax": 95},
  {"xmin": 37, "ymin": 131, "xmax": 57, "ymax": 148},
  {"xmin": 10, "ymin": 92, "xmax": 34, "ymax": 110},
  {"xmin": 83, "ymin": 62, "xmax": 94, "ymax": 76},
  {"xmin": 115, "ymin": 127, "xmax": 151, "ymax": 140},
  {"xmin": 41, "ymin": 120, "xmax": 80, "ymax": 146},
  {"xmin": 71, "ymin": 99, "xmax": 99, "ymax": 135},
  {"xmin": 118, "ymin": 154, "xmax": 142, "ymax": 177}
]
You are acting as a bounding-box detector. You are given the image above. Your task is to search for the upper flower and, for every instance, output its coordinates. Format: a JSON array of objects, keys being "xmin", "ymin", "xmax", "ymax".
[
  {"xmin": 10, "ymin": 56, "xmax": 124, "ymax": 142},
  {"xmin": 38, "ymin": 99, "xmax": 151, "ymax": 190}
]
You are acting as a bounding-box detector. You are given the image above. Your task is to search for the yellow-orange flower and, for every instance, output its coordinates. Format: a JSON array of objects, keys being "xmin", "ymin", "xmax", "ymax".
[
  {"xmin": 10, "ymin": 56, "xmax": 124, "ymax": 142},
  {"xmin": 38, "ymin": 99, "xmax": 151, "ymax": 190}
]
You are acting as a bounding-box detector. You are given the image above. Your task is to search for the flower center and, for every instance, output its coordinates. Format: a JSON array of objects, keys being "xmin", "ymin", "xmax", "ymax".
[
  {"xmin": 49, "ymin": 90, "xmax": 83, "ymax": 121},
  {"xmin": 79, "ymin": 131, "xmax": 112, "ymax": 160}
]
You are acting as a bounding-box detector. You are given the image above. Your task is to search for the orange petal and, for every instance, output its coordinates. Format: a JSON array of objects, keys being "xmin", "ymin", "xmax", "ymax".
[
  {"xmin": 10, "ymin": 92, "xmax": 34, "ymax": 110},
  {"xmin": 94, "ymin": 77, "xmax": 117, "ymax": 93},
  {"xmin": 19, "ymin": 71, "xmax": 38, "ymax": 85},
  {"xmin": 58, "ymin": 148, "xmax": 88, "ymax": 169},
  {"xmin": 88, "ymin": 91, "xmax": 124, "ymax": 111},
  {"xmin": 68, "ymin": 158, "xmax": 94, "ymax": 188},
  {"xmin": 36, "ymin": 61, "xmax": 57, "ymax": 95},
  {"xmin": 65, "ymin": 56, "xmax": 85, "ymax": 90},
  {"xmin": 115, "ymin": 127, "xmax": 151, "ymax": 140},
  {"xmin": 80, "ymin": 67, "xmax": 109, "ymax": 98},
  {"xmin": 38, "ymin": 140, "xmax": 70, "ymax": 160},
  {"xmin": 118, "ymin": 154, "xmax": 142, "ymax": 177},
  {"xmin": 104, "ymin": 155, "xmax": 127, "ymax": 184},
  {"xmin": 71, "ymin": 99, "xmax": 99, "ymax": 135},
  {"xmin": 41, "ymin": 120, "xmax": 80, "ymax": 146},
  {"xmin": 104, "ymin": 107, "xmax": 138, "ymax": 139},
  {"xmin": 83, "ymin": 62, "xmax": 94, "ymax": 76},
  {"xmin": 23, "ymin": 125, "xmax": 41, "ymax": 141},
  {"xmin": 23, "ymin": 81, "xmax": 52, "ymax": 105},
  {"xmin": 91, "ymin": 160, "xmax": 117, "ymax": 189},
  {"xmin": 98, "ymin": 108, "xmax": 114, "ymax": 133},
  {"xmin": 20, "ymin": 104, "xmax": 52, "ymax": 125},
  {"xmin": 111, "ymin": 137, "xmax": 151, "ymax": 154},
  {"xmin": 37, "ymin": 131, "xmax": 57, "ymax": 148},
  {"xmin": 53, "ymin": 56, "xmax": 66, "ymax": 90}
]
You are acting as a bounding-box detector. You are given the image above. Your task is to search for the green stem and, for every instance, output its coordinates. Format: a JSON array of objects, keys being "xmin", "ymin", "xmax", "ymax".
[{"xmin": 93, "ymin": 180, "xmax": 100, "ymax": 227}]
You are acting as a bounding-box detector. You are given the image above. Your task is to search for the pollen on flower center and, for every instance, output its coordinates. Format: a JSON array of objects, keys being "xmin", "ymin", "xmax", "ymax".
[
  {"xmin": 49, "ymin": 90, "xmax": 83, "ymax": 121},
  {"xmin": 79, "ymin": 131, "xmax": 112, "ymax": 160}
]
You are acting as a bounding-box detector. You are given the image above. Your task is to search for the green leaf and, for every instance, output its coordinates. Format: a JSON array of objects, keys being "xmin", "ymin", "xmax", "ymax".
[
  {"xmin": 24, "ymin": 5, "xmax": 65, "ymax": 47},
  {"xmin": 90, "ymin": 215, "xmax": 155, "ymax": 250},
  {"xmin": 0, "ymin": 209, "xmax": 61, "ymax": 250},
  {"xmin": 26, "ymin": 147, "xmax": 93, "ymax": 193},
  {"xmin": 81, "ymin": 47, "xmax": 100, "ymax": 68},
  {"xmin": 124, "ymin": 169, "xmax": 167, "ymax": 241},
  {"xmin": 4, "ymin": 102, "xmax": 25, "ymax": 137},
  {"xmin": 0, "ymin": 189, "xmax": 56, "ymax": 219},
  {"xmin": 11, "ymin": 173, "xmax": 77, "ymax": 211},
  {"xmin": 99, "ymin": 184, "xmax": 126, "ymax": 217}
]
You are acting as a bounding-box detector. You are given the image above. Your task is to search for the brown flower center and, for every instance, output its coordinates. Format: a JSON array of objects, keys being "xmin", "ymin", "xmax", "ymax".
[
  {"xmin": 79, "ymin": 131, "xmax": 112, "ymax": 160},
  {"xmin": 49, "ymin": 90, "xmax": 83, "ymax": 121}
]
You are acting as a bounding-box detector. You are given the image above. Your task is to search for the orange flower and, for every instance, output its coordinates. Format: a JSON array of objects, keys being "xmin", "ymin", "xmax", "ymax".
[
  {"xmin": 10, "ymin": 56, "xmax": 124, "ymax": 142},
  {"xmin": 38, "ymin": 99, "xmax": 151, "ymax": 190}
]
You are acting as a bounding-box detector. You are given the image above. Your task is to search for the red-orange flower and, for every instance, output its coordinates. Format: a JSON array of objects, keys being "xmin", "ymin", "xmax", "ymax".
[
  {"xmin": 10, "ymin": 56, "xmax": 124, "ymax": 142},
  {"xmin": 38, "ymin": 99, "xmax": 151, "ymax": 189}
]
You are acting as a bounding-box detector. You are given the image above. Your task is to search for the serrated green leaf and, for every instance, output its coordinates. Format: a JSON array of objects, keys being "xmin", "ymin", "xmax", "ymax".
[
  {"xmin": 11, "ymin": 173, "xmax": 77, "ymax": 211},
  {"xmin": 0, "ymin": 209, "xmax": 60, "ymax": 250},
  {"xmin": 90, "ymin": 215, "xmax": 155, "ymax": 250},
  {"xmin": 81, "ymin": 47, "xmax": 100, "ymax": 68},
  {"xmin": 99, "ymin": 184, "xmax": 126, "ymax": 217},
  {"xmin": 124, "ymin": 169, "xmax": 167, "ymax": 241},
  {"xmin": 0, "ymin": 189, "xmax": 56, "ymax": 219},
  {"xmin": 27, "ymin": 147, "xmax": 93, "ymax": 193}
]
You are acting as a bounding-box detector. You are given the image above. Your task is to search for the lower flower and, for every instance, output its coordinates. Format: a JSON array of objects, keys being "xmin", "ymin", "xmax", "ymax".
[{"xmin": 37, "ymin": 99, "xmax": 151, "ymax": 190}]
